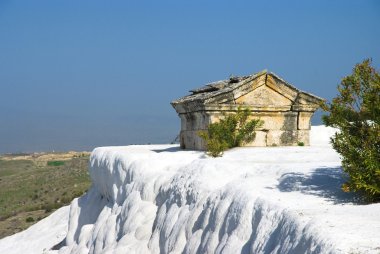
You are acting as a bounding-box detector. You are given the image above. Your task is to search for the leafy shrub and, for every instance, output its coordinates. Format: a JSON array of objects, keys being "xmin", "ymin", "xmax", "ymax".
[
  {"xmin": 297, "ymin": 141, "xmax": 305, "ymax": 146},
  {"xmin": 322, "ymin": 59, "xmax": 380, "ymax": 201},
  {"xmin": 198, "ymin": 107, "xmax": 264, "ymax": 157}
]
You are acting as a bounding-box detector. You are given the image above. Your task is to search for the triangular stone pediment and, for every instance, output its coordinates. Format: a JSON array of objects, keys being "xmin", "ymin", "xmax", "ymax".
[
  {"xmin": 235, "ymin": 84, "xmax": 292, "ymax": 106},
  {"xmin": 171, "ymin": 71, "xmax": 323, "ymax": 114}
]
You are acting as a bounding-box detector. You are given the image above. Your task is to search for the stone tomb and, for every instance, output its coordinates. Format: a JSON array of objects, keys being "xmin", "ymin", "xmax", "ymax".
[{"xmin": 171, "ymin": 70, "xmax": 323, "ymax": 150}]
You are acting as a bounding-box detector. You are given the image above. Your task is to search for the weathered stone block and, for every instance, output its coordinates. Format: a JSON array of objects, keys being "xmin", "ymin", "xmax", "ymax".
[
  {"xmin": 180, "ymin": 112, "xmax": 209, "ymax": 131},
  {"xmin": 246, "ymin": 131, "xmax": 267, "ymax": 146},
  {"xmin": 279, "ymin": 130, "xmax": 298, "ymax": 145},
  {"xmin": 249, "ymin": 112, "xmax": 298, "ymax": 131},
  {"xmin": 297, "ymin": 130, "xmax": 310, "ymax": 146},
  {"xmin": 266, "ymin": 130, "xmax": 283, "ymax": 146},
  {"xmin": 180, "ymin": 130, "xmax": 205, "ymax": 150},
  {"xmin": 298, "ymin": 112, "xmax": 313, "ymax": 130}
]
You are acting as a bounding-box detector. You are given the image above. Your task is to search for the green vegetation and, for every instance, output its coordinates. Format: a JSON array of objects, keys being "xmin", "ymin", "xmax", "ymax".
[
  {"xmin": 297, "ymin": 141, "xmax": 305, "ymax": 146},
  {"xmin": 322, "ymin": 59, "xmax": 380, "ymax": 201},
  {"xmin": 47, "ymin": 160, "xmax": 65, "ymax": 166},
  {"xmin": 0, "ymin": 152, "xmax": 91, "ymax": 238},
  {"xmin": 25, "ymin": 217, "xmax": 34, "ymax": 223},
  {"xmin": 198, "ymin": 107, "xmax": 264, "ymax": 157}
]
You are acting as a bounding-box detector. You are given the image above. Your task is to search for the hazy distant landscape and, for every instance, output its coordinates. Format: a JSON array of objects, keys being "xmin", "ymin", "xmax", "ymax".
[{"xmin": 0, "ymin": 152, "xmax": 91, "ymax": 238}]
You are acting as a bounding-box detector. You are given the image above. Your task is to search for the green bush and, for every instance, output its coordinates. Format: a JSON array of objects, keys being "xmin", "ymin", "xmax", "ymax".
[
  {"xmin": 198, "ymin": 107, "xmax": 264, "ymax": 157},
  {"xmin": 322, "ymin": 59, "xmax": 380, "ymax": 201},
  {"xmin": 297, "ymin": 141, "xmax": 305, "ymax": 146}
]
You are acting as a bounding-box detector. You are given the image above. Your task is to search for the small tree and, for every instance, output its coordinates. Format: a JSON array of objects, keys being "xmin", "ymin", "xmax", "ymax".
[
  {"xmin": 198, "ymin": 107, "xmax": 264, "ymax": 157},
  {"xmin": 322, "ymin": 59, "xmax": 380, "ymax": 201}
]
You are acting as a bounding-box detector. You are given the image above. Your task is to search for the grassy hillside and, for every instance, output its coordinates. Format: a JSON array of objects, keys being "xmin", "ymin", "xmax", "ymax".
[{"xmin": 0, "ymin": 152, "xmax": 91, "ymax": 238}]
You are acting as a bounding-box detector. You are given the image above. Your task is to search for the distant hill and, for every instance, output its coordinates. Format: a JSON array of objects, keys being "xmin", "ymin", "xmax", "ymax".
[{"xmin": 0, "ymin": 151, "xmax": 91, "ymax": 238}]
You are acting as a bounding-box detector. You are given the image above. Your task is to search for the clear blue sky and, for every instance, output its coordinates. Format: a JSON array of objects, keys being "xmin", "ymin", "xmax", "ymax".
[{"xmin": 0, "ymin": 0, "xmax": 379, "ymax": 153}]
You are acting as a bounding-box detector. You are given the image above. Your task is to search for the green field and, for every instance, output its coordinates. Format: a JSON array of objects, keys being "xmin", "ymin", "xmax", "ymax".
[{"xmin": 0, "ymin": 152, "xmax": 92, "ymax": 238}]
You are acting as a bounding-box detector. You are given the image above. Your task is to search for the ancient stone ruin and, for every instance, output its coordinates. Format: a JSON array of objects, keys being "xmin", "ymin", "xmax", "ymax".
[{"xmin": 171, "ymin": 70, "xmax": 323, "ymax": 150}]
